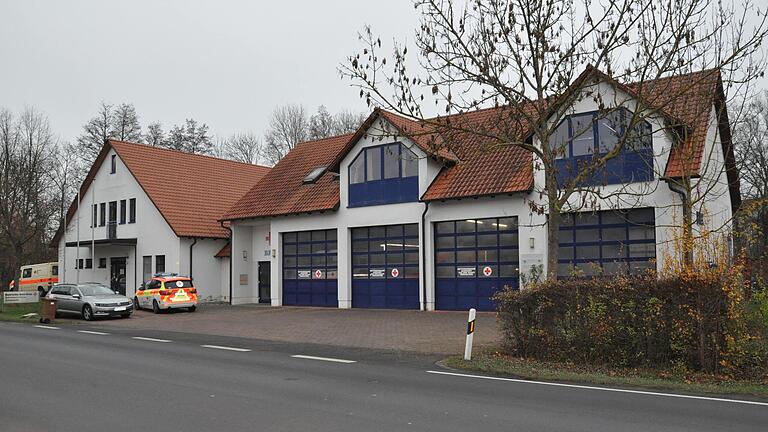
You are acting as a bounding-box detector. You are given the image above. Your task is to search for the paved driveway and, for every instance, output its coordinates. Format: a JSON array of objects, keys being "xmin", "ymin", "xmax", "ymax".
[{"xmin": 92, "ymin": 305, "xmax": 501, "ymax": 354}]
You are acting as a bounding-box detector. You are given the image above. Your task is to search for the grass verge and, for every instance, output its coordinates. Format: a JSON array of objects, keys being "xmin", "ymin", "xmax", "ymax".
[
  {"xmin": 0, "ymin": 302, "xmax": 43, "ymax": 322},
  {"xmin": 443, "ymin": 349, "xmax": 768, "ymax": 398}
]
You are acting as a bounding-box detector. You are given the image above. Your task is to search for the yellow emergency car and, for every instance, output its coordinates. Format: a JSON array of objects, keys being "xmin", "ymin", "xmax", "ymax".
[{"xmin": 133, "ymin": 274, "xmax": 198, "ymax": 314}]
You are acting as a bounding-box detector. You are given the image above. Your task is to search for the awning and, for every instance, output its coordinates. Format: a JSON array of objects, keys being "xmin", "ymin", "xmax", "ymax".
[{"xmin": 65, "ymin": 238, "xmax": 137, "ymax": 247}]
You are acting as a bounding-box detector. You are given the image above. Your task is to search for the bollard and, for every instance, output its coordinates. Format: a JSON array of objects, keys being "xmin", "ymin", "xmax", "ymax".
[{"xmin": 464, "ymin": 308, "xmax": 476, "ymax": 360}]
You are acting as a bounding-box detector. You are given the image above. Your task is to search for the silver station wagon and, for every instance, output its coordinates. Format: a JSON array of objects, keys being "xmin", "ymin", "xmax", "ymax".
[{"xmin": 47, "ymin": 283, "xmax": 133, "ymax": 320}]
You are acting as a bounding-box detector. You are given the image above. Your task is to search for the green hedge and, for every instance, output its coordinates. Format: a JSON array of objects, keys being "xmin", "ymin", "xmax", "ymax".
[{"xmin": 495, "ymin": 273, "xmax": 768, "ymax": 378}]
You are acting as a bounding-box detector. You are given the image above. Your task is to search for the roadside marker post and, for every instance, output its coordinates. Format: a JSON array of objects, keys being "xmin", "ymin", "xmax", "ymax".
[{"xmin": 464, "ymin": 308, "xmax": 476, "ymax": 361}]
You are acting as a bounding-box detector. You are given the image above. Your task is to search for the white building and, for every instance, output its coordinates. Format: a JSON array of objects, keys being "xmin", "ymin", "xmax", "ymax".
[
  {"xmin": 221, "ymin": 67, "xmax": 739, "ymax": 311},
  {"xmin": 53, "ymin": 139, "xmax": 270, "ymax": 302}
]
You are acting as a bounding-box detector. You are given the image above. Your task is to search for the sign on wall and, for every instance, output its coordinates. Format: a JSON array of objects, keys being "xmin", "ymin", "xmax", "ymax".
[
  {"xmin": 297, "ymin": 270, "xmax": 312, "ymax": 279},
  {"xmin": 2, "ymin": 291, "xmax": 39, "ymax": 304}
]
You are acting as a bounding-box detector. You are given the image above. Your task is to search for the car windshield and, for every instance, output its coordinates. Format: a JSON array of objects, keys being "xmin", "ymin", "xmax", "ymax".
[
  {"xmin": 165, "ymin": 279, "xmax": 193, "ymax": 288},
  {"xmin": 78, "ymin": 284, "xmax": 116, "ymax": 296}
]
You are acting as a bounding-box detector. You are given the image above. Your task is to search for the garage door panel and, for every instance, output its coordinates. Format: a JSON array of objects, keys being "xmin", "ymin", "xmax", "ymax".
[
  {"xmin": 283, "ymin": 229, "xmax": 338, "ymax": 307},
  {"xmin": 435, "ymin": 217, "xmax": 519, "ymax": 311}
]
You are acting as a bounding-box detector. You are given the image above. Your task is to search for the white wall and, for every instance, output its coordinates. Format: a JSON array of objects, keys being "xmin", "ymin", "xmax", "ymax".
[
  {"xmin": 230, "ymin": 222, "xmax": 270, "ymax": 304},
  {"xmin": 179, "ymin": 237, "xmax": 228, "ymax": 302},
  {"xmin": 58, "ymin": 148, "xmax": 184, "ymax": 297}
]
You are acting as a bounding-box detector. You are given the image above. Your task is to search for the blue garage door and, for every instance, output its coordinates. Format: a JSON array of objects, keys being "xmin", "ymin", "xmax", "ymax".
[
  {"xmin": 558, "ymin": 208, "xmax": 656, "ymax": 276},
  {"xmin": 352, "ymin": 224, "xmax": 420, "ymax": 309},
  {"xmin": 282, "ymin": 229, "xmax": 338, "ymax": 307},
  {"xmin": 435, "ymin": 217, "xmax": 519, "ymax": 311}
]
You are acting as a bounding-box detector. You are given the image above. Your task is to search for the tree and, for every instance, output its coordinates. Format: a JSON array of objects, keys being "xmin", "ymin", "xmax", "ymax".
[
  {"xmin": 0, "ymin": 107, "xmax": 59, "ymax": 291},
  {"xmin": 76, "ymin": 102, "xmax": 113, "ymax": 165},
  {"xmin": 111, "ymin": 103, "xmax": 142, "ymax": 142},
  {"xmin": 263, "ymin": 104, "xmax": 310, "ymax": 165},
  {"xmin": 145, "ymin": 122, "xmax": 165, "ymax": 147},
  {"xmin": 217, "ymin": 132, "xmax": 263, "ymax": 164},
  {"xmin": 342, "ymin": 0, "xmax": 768, "ymax": 279},
  {"xmin": 333, "ymin": 110, "xmax": 368, "ymax": 135},
  {"xmin": 309, "ymin": 105, "xmax": 336, "ymax": 140},
  {"xmin": 165, "ymin": 119, "xmax": 214, "ymax": 155}
]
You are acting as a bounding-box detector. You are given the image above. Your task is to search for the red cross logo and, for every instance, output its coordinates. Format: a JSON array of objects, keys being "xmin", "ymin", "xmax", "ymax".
[
  {"xmin": 390, "ymin": 268, "xmax": 399, "ymax": 278},
  {"xmin": 314, "ymin": 269, "xmax": 322, "ymax": 278},
  {"xmin": 483, "ymin": 266, "xmax": 493, "ymax": 276}
]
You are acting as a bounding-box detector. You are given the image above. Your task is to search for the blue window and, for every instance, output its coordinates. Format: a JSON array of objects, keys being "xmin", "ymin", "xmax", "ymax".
[
  {"xmin": 348, "ymin": 143, "xmax": 419, "ymax": 207},
  {"xmin": 557, "ymin": 208, "xmax": 656, "ymax": 277},
  {"xmin": 434, "ymin": 217, "xmax": 519, "ymax": 311},
  {"xmin": 282, "ymin": 229, "xmax": 338, "ymax": 307},
  {"xmin": 550, "ymin": 109, "xmax": 654, "ymax": 186}
]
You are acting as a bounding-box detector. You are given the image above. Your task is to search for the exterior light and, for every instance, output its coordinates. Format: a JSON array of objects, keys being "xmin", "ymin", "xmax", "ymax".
[
  {"xmin": 242, "ymin": 250, "xmax": 248, "ymax": 261},
  {"xmin": 529, "ymin": 237, "xmax": 535, "ymax": 249}
]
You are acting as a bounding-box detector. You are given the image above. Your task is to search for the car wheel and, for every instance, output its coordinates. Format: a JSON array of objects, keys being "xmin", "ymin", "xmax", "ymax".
[
  {"xmin": 133, "ymin": 297, "xmax": 141, "ymax": 311},
  {"xmin": 82, "ymin": 305, "xmax": 94, "ymax": 321},
  {"xmin": 152, "ymin": 300, "xmax": 160, "ymax": 314},
  {"xmin": 188, "ymin": 305, "xmax": 196, "ymax": 313}
]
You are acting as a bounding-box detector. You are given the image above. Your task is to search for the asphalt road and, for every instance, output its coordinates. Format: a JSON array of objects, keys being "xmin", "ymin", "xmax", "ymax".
[{"xmin": 0, "ymin": 321, "xmax": 766, "ymax": 432}]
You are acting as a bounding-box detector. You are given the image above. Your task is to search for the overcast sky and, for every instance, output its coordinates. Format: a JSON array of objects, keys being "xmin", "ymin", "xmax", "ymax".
[
  {"xmin": 0, "ymin": 0, "xmax": 418, "ymax": 143},
  {"xmin": 2, "ymin": 1, "xmax": 766, "ymax": 146}
]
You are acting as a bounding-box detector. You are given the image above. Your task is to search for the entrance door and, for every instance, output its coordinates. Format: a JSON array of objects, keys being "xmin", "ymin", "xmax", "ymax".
[
  {"xmin": 258, "ymin": 261, "xmax": 271, "ymax": 303},
  {"xmin": 110, "ymin": 257, "xmax": 127, "ymax": 295}
]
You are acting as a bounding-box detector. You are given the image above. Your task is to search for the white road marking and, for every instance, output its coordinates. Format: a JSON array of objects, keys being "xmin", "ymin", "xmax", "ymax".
[
  {"xmin": 34, "ymin": 325, "xmax": 60, "ymax": 330},
  {"xmin": 291, "ymin": 355, "xmax": 356, "ymax": 364},
  {"xmin": 131, "ymin": 336, "xmax": 171, "ymax": 343},
  {"xmin": 426, "ymin": 370, "xmax": 768, "ymax": 407},
  {"xmin": 77, "ymin": 330, "xmax": 109, "ymax": 335},
  {"xmin": 201, "ymin": 344, "xmax": 251, "ymax": 352}
]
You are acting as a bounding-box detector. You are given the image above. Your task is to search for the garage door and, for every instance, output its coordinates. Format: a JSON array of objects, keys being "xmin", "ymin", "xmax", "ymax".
[
  {"xmin": 282, "ymin": 229, "xmax": 338, "ymax": 307},
  {"xmin": 352, "ymin": 224, "xmax": 420, "ymax": 309},
  {"xmin": 434, "ymin": 217, "xmax": 519, "ymax": 311}
]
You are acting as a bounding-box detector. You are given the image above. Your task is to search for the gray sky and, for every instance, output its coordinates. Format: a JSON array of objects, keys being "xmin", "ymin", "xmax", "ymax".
[{"xmin": 0, "ymin": 0, "xmax": 418, "ymax": 143}]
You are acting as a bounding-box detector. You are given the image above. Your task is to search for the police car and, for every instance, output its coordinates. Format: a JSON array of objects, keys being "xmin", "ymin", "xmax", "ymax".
[{"xmin": 133, "ymin": 273, "xmax": 198, "ymax": 314}]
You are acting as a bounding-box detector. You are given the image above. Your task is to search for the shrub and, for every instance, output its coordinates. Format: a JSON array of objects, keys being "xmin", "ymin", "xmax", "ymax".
[{"xmin": 495, "ymin": 270, "xmax": 768, "ymax": 379}]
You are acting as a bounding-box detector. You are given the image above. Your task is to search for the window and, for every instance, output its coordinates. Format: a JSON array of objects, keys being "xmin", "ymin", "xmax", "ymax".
[
  {"xmin": 129, "ymin": 198, "xmax": 136, "ymax": 223},
  {"xmin": 99, "ymin": 203, "xmax": 105, "ymax": 226},
  {"xmin": 303, "ymin": 166, "xmax": 326, "ymax": 184},
  {"xmin": 110, "ymin": 154, "xmax": 116, "ymax": 174},
  {"xmin": 92, "ymin": 205, "xmax": 97, "ymax": 228},
  {"xmin": 119, "ymin": 200, "xmax": 126, "ymax": 224},
  {"xmin": 77, "ymin": 259, "xmax": 84, "ymax": 269},
  {"xmin": 22, "ymin": 268, "xmax": 32, "ymax": 278},
  {"xmin": 348, "ymin": 143, "xmax": 420, "ymax": 207},
  {"xmin": 142, "ymin": 256, "xmax": 152, "ymax": 282},
  {"xmin": 155, "ymin": 255, "xmax": 165, "ymax": 274},
  {"xmin": 108, "ymin": 201, "xmax": 117, "ymax": 224},
  {"xmin": 548, "ymin": 108, "xmax": 654, "ymax": 186},
  {"xmin": 98, "ymin": 258, "xmax": 107, "ymax": 268},
  {"xmin": 351, "ymin": 224, "xmax": 419, "ymax": 280},
  {"xmin": 51, "ymin": 265, "xmax": 58, "ymax": 276},
  {"xmin": 51, "ymin": 285, "xmax": 71, "ymax": 296},
  {"xmin": 85, "ymin": 258, "xmax": 93, "ymax": 269},
  {"xmin": 557, "ymin": 208, "xmax": 656, "ymax": 277}
]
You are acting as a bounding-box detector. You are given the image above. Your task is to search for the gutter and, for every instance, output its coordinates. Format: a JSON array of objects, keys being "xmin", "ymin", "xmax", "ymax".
[
  {"xmin": 420, "ymin": 200, "xmax": 430, "ymax": 311},
  {"xmin": 220, "ymin": 221, "xmax": 233, "ymax": 305},
  {"xmin": 189, "ymin": 238, "xmax": 198, "ymax": 279},
  {"xmin": 665, "ymin": 178, "xmax": 692, "ymax": 264}
]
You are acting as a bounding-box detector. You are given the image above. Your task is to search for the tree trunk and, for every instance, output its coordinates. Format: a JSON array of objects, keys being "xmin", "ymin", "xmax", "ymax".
[{"xmin": 545, "ymin": 170, "xmax": 561, "ymax": 281}]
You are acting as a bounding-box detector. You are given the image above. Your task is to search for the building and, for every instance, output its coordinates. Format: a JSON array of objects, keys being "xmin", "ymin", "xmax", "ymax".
[
  {"xmin": 221, "ymin": 67, "xmax": 739, "ymax": 311},
  {"xmin": 53, "ymin": 140, "xmax": 270, "ymax": 302}
]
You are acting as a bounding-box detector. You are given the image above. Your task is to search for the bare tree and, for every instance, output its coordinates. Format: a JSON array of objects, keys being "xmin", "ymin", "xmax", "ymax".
[
  {"xmin": 0, "ymin": 107, "xmax": 59, "ymax": 291},
  {"xmin": 333, "ymin": 110, "xmax": 368, "ymax": 135},
  {"xmin": 77, "ymin": 101, "xmax": 113, "ymax": 165},
  {"xmin": 111, "ymin": 103, "xmax": 142, "ymax": 142},
  {"xmin": 165, "ymin": 119, "xmax": 214, "ymax": 155},
  {"xmin": 341, "ymin": 0, "xmax": 768, "ymax": 279},
  {"xmin": 145, "ymin": 122, "xmax": 165, "ymax": 147},
  {"xmin": 217, "ymin": 132, "xmax": 263, "ymax": 164},
  {"xmin": 263, "ymin": 104, "xmax": 310, "ymax": 165},
  {"xmin": 309, "ymin": 105, "xmax": 336, "ymax": 140}
]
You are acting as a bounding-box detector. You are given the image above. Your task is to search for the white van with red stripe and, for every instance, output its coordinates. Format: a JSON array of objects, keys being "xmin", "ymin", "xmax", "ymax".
[{"xmin": 8, "ymin": 262, "xmax": 59, "ymax": 296}]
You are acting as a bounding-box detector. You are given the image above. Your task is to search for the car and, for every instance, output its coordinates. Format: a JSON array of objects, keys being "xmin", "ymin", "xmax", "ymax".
[
  {"xmin": 134, "ymin": 274, "xmax": 198, "ymax": 314},
  {"xmin": 47, "ymin": 283, "xmax": 133, "ymax": 320}
]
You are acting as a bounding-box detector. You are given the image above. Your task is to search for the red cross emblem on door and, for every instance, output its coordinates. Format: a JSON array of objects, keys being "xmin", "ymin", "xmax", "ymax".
[
  {"xmin": 482, "ymin": 266, "xmax": 493, "ymax": 276},
  {"xmin": 390, "ymin": 268, "xmax": 399, "ymax": 278},
  {"xmin": 314, "ymin": 269, "xmax": 322, "ymax": 278}
]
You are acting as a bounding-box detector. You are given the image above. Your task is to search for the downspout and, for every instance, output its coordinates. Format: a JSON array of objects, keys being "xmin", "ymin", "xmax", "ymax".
[
  {"xmin": 189, "ymin": 238, "xmax": 198, "ymax": 279},
  {"xmin": 666, "ymin": 179, "xmax": 693, "ymax": 265},
  {"xmin": 420, "ymin": 200, "xmax": 430, "ymax": 311},
  {"xmin": 220, "ymin": 221, "xmax": 233, "ymax": 305}
]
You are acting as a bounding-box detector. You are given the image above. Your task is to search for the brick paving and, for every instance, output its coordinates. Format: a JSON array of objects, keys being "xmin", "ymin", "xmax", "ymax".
[{"xmin": 92, "ymin": 305, "xmax": 502, "ymax": 354}]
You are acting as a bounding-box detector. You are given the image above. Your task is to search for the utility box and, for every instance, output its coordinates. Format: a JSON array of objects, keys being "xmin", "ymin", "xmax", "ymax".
[{"xmin": 39, "ymin": 298, "xmax": 57, "ymax": 324}]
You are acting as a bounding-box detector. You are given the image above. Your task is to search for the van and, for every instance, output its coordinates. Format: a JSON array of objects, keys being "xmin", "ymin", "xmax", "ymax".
[{"xmin": 8, "ymin": 262, "xmax": 59, "ymax": 296}]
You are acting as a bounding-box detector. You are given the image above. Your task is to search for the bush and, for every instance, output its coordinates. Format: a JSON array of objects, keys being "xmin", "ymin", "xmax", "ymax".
[{"xmin": 495, "ymin": 270, "xmax": 768, "ymax": 379}]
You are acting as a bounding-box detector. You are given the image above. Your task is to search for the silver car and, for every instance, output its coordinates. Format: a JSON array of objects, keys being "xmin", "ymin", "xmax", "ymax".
[{"xmin": 47, "ymin": 283, "xmax": 133, "ymax": 320}]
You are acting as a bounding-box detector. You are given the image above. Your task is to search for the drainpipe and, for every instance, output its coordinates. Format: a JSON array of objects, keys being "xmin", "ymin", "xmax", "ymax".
[
  {"xmin": 420, "ymin": 200, "xmax": 430, "ymax": 311},
  {"xmin": 220, "ymin": 221, "xmax": 233, "ymax": 305},
  {"xmin": 189, "ymin": 238, "xmax": 198, "ymax": 279},
  {"xmin": 666, "ymin": 179, "xmax": 693, "ymax": 265}
]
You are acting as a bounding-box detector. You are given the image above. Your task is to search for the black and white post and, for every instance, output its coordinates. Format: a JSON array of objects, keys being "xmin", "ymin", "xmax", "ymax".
[{"xmin": 464, "ymin": 308, "xmax": 476, "ymax": 361}]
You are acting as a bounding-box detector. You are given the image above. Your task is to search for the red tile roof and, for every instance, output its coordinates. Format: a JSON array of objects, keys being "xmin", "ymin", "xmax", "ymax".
[
  {"xmin": 214, "ymin": 243, "xmax": 231, "ymax": 258},
  {"xmin": 52, "ymin": 140, "xmax": 270, "ymax": 244},
  {"xmin": 221, "ymin": 134, "xmax": 352, "ymax": 220}
]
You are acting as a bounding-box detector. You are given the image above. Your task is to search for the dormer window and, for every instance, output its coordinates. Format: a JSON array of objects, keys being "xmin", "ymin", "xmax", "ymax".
[
  {"xmin": 348, "ymin": 143, "xmax": 419, "ymax": 207},
  {"xmin": 303, "ymin": 166, "xmax": 326, "ymax": 184}
]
